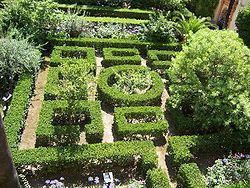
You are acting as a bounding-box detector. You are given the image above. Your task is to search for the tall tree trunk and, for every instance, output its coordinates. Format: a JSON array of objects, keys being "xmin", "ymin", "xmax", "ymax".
[{"xmin": 0, "ymin": 113, "xmax": 21, "ymax": 188}]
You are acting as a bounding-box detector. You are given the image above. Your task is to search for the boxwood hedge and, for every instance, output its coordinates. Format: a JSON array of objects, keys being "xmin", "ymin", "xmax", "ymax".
[
  {"xmin": 36, "ymin": 100, "xmax": 103, "ymax": 146},
  {"xmin": 13, "ymin": 141, "xmax": 157, "ymax": 175},
  {"xmin": 57, "ymin": 4, "xmax": 153, "ymax": 20},
  {"xmin": 147, "ymin": 50, "xmax": 177, "ymax": 70},
  {"xmin": 3, "ymin": 75, "xmax": 34, "ymax": 149},
  {"xmin": 53, "ymin": 0, "xmax": 186, "ymax": 10},
  {"xmin": 168, "ymin": 133, "xmax": 250, "ymax": 168},
  {"xmin": 102, "ymin": 48, "xmax": 141, "ymax": 67},
  {"xmin": 146, "ymin": 168, "xmax": 171, "ymax": 188},
  {"xmin": 114, "ymin": 106, "xmax": 168, "ymax": 140},
  {"xmin": 97, "ymin": 65, "xmax": 164, "ymax": 106},
  {"xmin": 177, "ymin": 163, "xmax": 206, "ymax": 188},
  {"xmin": 44, "ymin": 67, "xmax": 61, "ymax": 100},
  {"xmin": 52, "ymin": 37, "xmax": 181, "ymax": 54},
  {"xmin": 50, "ymin": 46, "xmax": 96, "ymax": 71}
]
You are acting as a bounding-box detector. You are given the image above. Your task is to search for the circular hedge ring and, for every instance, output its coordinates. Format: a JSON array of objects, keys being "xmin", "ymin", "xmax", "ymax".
[{"xmin": 98, "ymin": 65, "xmax": 164, "ymax": 106}]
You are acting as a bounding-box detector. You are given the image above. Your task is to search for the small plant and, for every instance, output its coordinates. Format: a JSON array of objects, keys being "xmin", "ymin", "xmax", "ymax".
[
  {"xmin": 207, "ymin": 153, "xmax": 250, "ymax": 187},
  {"xmin": 113, "ymin": 69, "xmax": 153, "ymax": 94}
]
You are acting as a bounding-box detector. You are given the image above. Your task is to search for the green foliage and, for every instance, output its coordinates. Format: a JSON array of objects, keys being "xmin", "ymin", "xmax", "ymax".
[
  {"xmin": 114, "ymin": 106, "xmax": 168, "ymax": 140},
  {"xmin": 236, "ymin": 5, "xmax": 250, "ymax": 47},
  {"xmin": 13, "ymin": 141, "xmax": 158, "ymax": 175},
  {"xmin": 102, "ymin": 48, "xmax": 141, "ymax": 67},
  {"xmin": 168, "ymin": 133, "xmax": 249, "ymax": 167},
  {"xmin": 147, "ymin": 50, "xmax": 177, "ymax": 70},
  {"xmin": 207, "ymin": 154, "xmax": 250, "ymax": 187},
  {"xmin": 36, "ymin": 100, "xmax": 103, "ymax": 146},
  {"xmin": 98, "ymin": 65, "xmax": 164, "ymax": 106},
  {"xmin": 146, "ymin": 168, "xmax": 171, "ymax": 188},
  {"xmin": 0, "ymin": 37, "xmax": 41, "ymax": 84},
  {"xmin": 168, "ymin": 29, "xmax": 250, "ymax": 133},
  {"xmin": 3, "ymin": 75, "xmax": 33, "ymax": 149},
  {"xmin": 177, "ymin": 163, "xmax": 206, "ymax": 188},
  {"xmin": 141, "ymin": 12, "xmax": 177, "ymax": 43},
  {"xmin": 1, "ymin": 0, "xmax": 61, "ymax": 44},
  {"xmin": 113, "ymin": 69, "xmax": 152, "ymax": 94}
]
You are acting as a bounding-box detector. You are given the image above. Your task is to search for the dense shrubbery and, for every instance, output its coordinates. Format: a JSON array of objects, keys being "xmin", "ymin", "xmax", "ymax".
[
  {"xmin": 236, "ymin": 5, "xmax": 250, "ymax": 47},
  {"xmin": 186, "ymin": 0, "xmax": 219, "ymax": 17},
  {"xmin": 0, "ymin": 0, "xmax": 61, "ymax": 44},
  {"xmin": 168, "ymin": 29, "xmax": 250, "ymax": 134}
]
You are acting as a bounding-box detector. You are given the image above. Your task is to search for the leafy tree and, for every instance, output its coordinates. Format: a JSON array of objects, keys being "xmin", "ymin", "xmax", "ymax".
[{"xmin": 168, "ymin": 29, "xmax": 250, "ymax": 133}]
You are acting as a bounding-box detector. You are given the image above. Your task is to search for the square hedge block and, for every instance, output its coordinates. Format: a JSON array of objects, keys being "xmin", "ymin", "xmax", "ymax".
[
  {"xmin": 36, "ymin": 100, "xmax": 104, "ymax": 147},
  {"xmin": 147, "ymin": 50, "xmax": 177, "ymax": 69},
  {"xmin": 50, "ymin": 46, "xmax": 96, "ymax": 71},
  {"xmin": 102, "ymin": 48, "xmax": 142, "ymax": 67},
  {"xmin": 114, "ymin": 106, "xmax": 168, "ymax": 140}
]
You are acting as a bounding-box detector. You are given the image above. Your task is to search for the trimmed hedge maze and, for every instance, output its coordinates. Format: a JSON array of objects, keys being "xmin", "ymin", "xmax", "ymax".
[
  {"xmin": 114, "ymin": 106, "xmax": 168, "ymax": 140},
  {"xmin": 4, "ymin": 1, "xmax": 248, "ymax": 187},
  {"xmin": 98, "ymin": 65, "xmax": 164, "ymax": 106}
]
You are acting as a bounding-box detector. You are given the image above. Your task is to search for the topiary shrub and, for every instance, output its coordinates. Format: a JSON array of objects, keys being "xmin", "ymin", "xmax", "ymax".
[
  {"xmin": 236, "ymin": 5, "xmax": 250, "ymax": 47},
  {"xmin": 167, "ymin": 29, "xmax": 250, "ymax": 134},
  {"xmin": 146, "ymin": 168, "xmax": 171, "ymax": 188}
]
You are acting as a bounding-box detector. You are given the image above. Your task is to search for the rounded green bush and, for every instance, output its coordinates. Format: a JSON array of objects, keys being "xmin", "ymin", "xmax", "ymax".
[
  {"xmin": 168, "ymin": 29, "xmax": 250, "ymax": 133},
  {"xmin": 236, "ymin": 5, "xmax": 250, "ymax": 47},
  {"xmin": 98, "ymin": 65, "xmax": 164, "ymax": 106}
]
